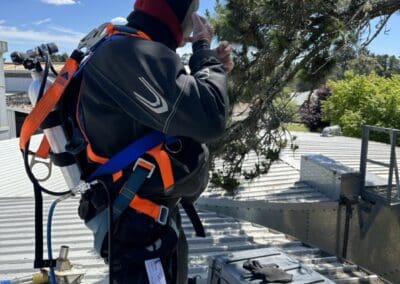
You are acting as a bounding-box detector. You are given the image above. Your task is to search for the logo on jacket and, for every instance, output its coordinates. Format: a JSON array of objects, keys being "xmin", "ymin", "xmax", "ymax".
[
  {"xmin": 134, "ymin": 77, "xmax": 168, "ymax": 114},
  {"xmin": 195, "ymin": 68, "xmax": 210, "ymax": 80}
]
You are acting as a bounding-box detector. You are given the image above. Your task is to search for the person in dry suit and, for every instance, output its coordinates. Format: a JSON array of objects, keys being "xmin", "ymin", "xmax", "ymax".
[{"xmin": 76, "ymin": 0, "xmax": 233, "ymax": 283}]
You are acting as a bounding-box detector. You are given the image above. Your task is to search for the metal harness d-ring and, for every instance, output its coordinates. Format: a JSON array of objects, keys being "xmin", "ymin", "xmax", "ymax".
[{"xmin": 29, "ymin": 154, "xmax": 52, "ymax": 182}]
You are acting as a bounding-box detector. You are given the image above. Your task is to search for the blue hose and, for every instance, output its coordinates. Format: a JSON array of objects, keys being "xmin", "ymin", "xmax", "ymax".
[
  {"xmin": 47, "ymin": 194, "xmax": 71, "ymax": 284},
  {"xmin": 47, "ymin": 199, "xmax": 59, "ymax": 284}
]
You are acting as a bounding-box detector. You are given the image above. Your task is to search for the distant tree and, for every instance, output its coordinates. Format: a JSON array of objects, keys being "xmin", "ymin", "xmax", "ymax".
[
  {"xmin": 329, "ymin": 49, "xmax": 400, "ymax": 79},
  {"xmin": 347, "ymin": 50, "xmax": 383, "ymax": 76},
  {"xmin": 208, "ymin": 0, "xmax": 400, "ymax": 190},
  {"xmin": 374, "ymin": 54, "xmax": 400, "ymax": 77},
  {"xmin": 50, "ymin": 52, "xmax": 69, "ymax": 62}
]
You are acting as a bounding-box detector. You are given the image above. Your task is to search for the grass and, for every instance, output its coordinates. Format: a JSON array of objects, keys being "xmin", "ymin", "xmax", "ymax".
[{"xmin": 284, "ymin": 123, "xmax": 309, "ymax": 132}]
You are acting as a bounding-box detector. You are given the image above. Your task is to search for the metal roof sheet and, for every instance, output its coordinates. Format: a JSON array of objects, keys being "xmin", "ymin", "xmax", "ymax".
[
  {"xmin": 204, "ymin": 131, "xmax": 400, "ymax": 202},
  {"xmin": 0, "ymin": 135, "xmax": 68, "ymax": 198},
  {"xmin": 0, "ymin": 132, "xmax": 385, "ymax": 283}
]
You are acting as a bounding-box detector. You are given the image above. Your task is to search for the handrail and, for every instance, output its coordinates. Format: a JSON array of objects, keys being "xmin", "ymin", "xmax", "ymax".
[{"xmin": 360, "ymin": 125, "xmax": 400, "ymax": 205}]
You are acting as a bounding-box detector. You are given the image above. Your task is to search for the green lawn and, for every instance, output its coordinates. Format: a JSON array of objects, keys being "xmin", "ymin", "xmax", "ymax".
[{"xmin": 284, "ymin": 123, "xmax": 309, "ymax": 132}]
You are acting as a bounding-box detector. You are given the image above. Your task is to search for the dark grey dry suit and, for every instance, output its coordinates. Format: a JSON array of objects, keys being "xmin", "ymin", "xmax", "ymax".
[{"xmin": 77, "ymin": 29, "xmax": 229, "ymax": 283}]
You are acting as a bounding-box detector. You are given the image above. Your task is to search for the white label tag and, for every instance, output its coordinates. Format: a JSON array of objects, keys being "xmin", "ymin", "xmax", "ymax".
[{"xmin": 145, "ymin": 258, "xmax": 167, "ymax": 284}]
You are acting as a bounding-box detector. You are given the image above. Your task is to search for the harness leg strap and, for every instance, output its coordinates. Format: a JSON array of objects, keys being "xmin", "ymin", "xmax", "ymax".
[
  {"xmin": 181, "ymin": 202, "xmax": 206, "ymax": 237},
  {"xmin": 86, "ymin": 158, "xmax": 169, "ymax": 256}
]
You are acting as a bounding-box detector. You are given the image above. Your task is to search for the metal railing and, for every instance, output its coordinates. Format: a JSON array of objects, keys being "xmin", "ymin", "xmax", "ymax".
[{"xmin": 360, "ymin": 125, "xmax": 400, "ymax": 205}]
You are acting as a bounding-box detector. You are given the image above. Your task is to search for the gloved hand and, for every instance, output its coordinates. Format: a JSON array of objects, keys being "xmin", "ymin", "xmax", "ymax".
[
  {"xmin": 191, "ymin": 13, "xmax": 214, "ymax": 47},
  {"xmin": 243, "ymin": 260, "xmax": 293, "ymax": 283},
  {"xmin": 214, "ymin": 41, "xmax": 234, "ymax": 73}
]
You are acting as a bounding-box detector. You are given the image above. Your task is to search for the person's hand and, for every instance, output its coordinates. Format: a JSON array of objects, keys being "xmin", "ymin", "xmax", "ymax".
[
  {"xmin": 214, "ymin": 41, "xmax": 234, "ymax": 73},
  {"xmin": 191, "ymin": 13, "xmax": 214, "ymax": 46}
]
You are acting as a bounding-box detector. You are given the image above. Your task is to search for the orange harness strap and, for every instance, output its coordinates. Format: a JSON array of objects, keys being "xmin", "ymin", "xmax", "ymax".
[
  {"xmin": 106, "ymin": 23, "xmax": 152, "ymax": 41},
  {"xmin": 35, "ymin": 136, "xmax": 51, "ymax": 159},
  {"xmin": 147, "ymin": 145, "xmax": 175, "ymax": 191},
  {"xmin": 87, "ymin": 142, "xmax": 174, "ymax": 220},
  {"xmin": 128, "ymin": 145, "xmax": 174, "ymax": 219},
  {"xmin": 19, "ymin": 57, "xmax": 80, "ymax": 151},
  {"xmin": 87, "ymin": 144, "xmax": 109, "ymax": 165},
  {"xmin": 129, "ymin": 195, "xmax": 162, "ymax": 220}
]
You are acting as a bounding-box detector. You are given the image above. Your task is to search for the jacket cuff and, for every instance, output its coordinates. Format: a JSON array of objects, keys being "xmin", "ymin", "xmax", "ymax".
[
  {"xmin": 189, "ymin": 49, "xmax": 221, "ymax": 74},
  {"xmin": 192, "ymin": 39, "xmax": 210, "ymax": 52}
]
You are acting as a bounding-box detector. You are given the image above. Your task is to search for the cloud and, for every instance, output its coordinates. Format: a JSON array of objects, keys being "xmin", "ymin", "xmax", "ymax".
[
  {"xmin": 0, "ymin": 20, "xmax": 5, "ymax": 25},
  {"xmin": 110, "ymin": 17, "xmax": 128, "ymax": 25},
  {"xmin": 34, "ymin": 18, "xmax": 52, "ymax": 25},
  {"xmin": 0, "ymin": 24, "xmax": 83, "ymax": 45},
  {"xmin": 48, "ymin": 25, "xmax": 85, "ymax": 37},
  {"xmin": 41, "ymin": 0, "xmax": 78, "ymax": 5}
]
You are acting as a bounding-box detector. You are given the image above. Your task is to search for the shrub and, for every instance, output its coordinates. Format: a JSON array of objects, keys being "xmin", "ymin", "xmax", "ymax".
[
  {"xmin": 322, "ymin": 72, "xmax": 400, "ymax": 140},
  {"xmin": 300, "ymin": 85, "xmax": 331, "ymax": 131}
]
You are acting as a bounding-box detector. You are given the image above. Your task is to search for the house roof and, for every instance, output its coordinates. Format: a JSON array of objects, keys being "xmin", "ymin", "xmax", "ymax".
[
  {"xmin": 0, "ymin": 133, "xmax": 384, "ymax": 283},
  {"xmin": 6, "ymin": 92, "xmax": 32, "ymax": 113},
  {"xmin": 291, "ymin": 91, "xmax": 317, "ymax": 107}
]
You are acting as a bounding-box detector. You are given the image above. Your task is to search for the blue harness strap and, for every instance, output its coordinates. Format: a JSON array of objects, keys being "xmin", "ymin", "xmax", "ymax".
[
  {"xmin": 86, "ymin": 159, "xmax": 165, "ymax": 255},
  {"xmin": 87, "ymin": 131, "xmax": 175, "ymax": 182}
]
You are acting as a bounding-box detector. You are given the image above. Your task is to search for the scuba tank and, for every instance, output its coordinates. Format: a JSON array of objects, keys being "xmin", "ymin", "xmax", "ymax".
[
  {"xmin": 28, "ymin": 67, "xmax": 81, "ymax": 188},
  {"xmin": 12, "ymin": 43, "xmax": 83, "ymax": 189},
  {"xmin": 11, "ymin": 44, "xmax": 86, "ymax": 282}
]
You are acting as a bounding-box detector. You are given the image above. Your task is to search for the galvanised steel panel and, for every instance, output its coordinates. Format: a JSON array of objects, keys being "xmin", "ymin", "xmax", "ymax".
[{"xmin": 197, "ymin": 197, "xmax": 400, "ymax": 283}]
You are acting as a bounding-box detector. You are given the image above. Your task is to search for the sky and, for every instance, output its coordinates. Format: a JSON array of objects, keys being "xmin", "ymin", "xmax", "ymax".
[{"xmin": 0, "ymin": 1, "xmax": 399, "ymax": 62}]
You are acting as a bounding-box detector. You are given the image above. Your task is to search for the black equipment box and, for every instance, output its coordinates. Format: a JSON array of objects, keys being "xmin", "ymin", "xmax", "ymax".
[{"xmin": 207, "ymin": 247, "xmax": 334, "ymax": 284}]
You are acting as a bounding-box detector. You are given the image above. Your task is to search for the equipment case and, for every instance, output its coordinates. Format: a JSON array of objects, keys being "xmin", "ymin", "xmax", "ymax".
[{"xmin": 207, "ymin": 247, "xmax": 334, "ymax": 284}]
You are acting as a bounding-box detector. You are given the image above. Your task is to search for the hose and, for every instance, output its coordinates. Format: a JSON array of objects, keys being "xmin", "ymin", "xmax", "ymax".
[
  {"xmin": 37, "ymin": 52, "xmax": 50, "ymax": 101},
  {"xmin": 22, "ymin": 53, "xmax": 71, "ymax": 197},
  {"xmin": 47, "ymin": 194, "xmax": 73, "ymax": 284},
  {"xmin": 50, "ymin": 63, "xmax": 58, "ymax": 76}
]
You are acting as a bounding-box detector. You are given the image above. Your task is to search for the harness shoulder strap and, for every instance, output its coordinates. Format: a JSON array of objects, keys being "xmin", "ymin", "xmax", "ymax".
[
  {"xmin": 19, "ymin": 50, "xmax": 84, "ymax": 151},
  {"xmin": 35, "ymin": 136, "xmax": 51, "ymax": 159}
]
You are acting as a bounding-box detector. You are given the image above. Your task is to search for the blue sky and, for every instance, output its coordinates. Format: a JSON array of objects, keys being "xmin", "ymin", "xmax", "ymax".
[
  {"xmin": 0, "ymin": 0, "xmax": 217, "ymax": 60},
  {"xmin": 0, "ymin": 1, "xmax": 399, "ymax": 61}
]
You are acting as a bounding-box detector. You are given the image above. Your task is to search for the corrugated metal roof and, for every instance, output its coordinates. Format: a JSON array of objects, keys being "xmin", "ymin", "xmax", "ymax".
[
  {"xmin": 0, "ymin": 197, "xmax": 382, "ymax": 283},
  {"xmin": 0, "ymin": 133, "xmax": 386, "ymax": 283},
  {"xmin": 0, "ymin": 135, "xmax": 68, "ymax": 198},
  {"xmin": 281, "ymin": 131, "xmax": 399, "ymax": 179},
  {"xmin": 204, "ymin": 131, "xmax": 400, "ymax": 202}
]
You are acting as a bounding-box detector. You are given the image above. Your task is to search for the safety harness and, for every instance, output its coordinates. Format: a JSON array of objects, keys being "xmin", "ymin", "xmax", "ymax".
[{"xmin": 19, "ymin": 23, "xmax": 205, "ymax": 277}]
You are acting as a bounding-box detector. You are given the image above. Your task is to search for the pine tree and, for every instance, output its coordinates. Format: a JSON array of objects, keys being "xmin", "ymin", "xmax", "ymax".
[{"xmin": 208, "ymin": 0, "xmax": 400, "ymax": 190}]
